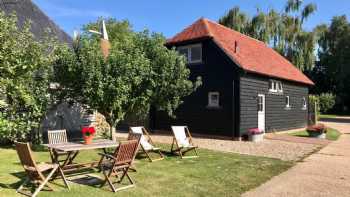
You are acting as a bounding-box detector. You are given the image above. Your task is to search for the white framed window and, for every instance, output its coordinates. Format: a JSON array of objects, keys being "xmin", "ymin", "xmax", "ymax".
[
  {"xmin": 302, "ymin": 97, "xmax": 307, "ymax": 110},
  {"xmin": 285, "ymin": 96, "xmax": 290, "ymax": 108},
  {"xmin": 269, "ymin": 80, "xmax": 283, "ymax": 93},
  {"xmin": 208, "ymin": 92, "xmax": 220, "ymax": 107},
  {"xmin": 177, "ymin": 44, "xmax": 202, "ymax": 64}
]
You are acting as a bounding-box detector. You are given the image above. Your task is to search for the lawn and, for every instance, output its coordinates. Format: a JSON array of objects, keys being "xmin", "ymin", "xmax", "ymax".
[
  {"xmin": 289, "ymin": 127, "xmax": 341, "ymax": 141},
  {"xmin": 0, "ymin": 144, "xmax": 293, "ymax": 197},
  {"xmin": 319, "ymin": 114, "xmax": 338, "ymax": 119}
]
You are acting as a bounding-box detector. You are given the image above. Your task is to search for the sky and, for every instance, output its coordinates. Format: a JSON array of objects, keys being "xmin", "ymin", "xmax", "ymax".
[{"xmin": 33, "ymin": 0, "xmax": 350, "ymax": 38}]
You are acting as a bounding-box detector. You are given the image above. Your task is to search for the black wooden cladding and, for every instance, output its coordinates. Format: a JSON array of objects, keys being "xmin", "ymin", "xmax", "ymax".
[
  {"xmin": 152, "ymin": 38, "xmax": 310, "ymax": 138},
  {"xmin": 239, "ymin": 74, "xmax": 308, "ymax": 136},
  {"xmin": 152, "ymin": 39, "xmax": 237, "ymax": 136}
]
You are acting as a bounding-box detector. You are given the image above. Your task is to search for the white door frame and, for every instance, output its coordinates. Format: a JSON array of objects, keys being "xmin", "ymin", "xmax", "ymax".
[{"xmin": 257, "ymin": 94, "xmax": 265, "ymax": 132}]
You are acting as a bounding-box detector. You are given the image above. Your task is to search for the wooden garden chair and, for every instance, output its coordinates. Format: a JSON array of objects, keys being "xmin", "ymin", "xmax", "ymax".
[
  {"xmin": 47, "ymin": 129, "xmax": 77, "ymax": 166},
  {"xmin": 171, "ymin": 126, "xmax": 198, "ymax": 159},
  {"xmin": 98, "ymin": 139, "xmax": 140, "ymax": 192},
  {"xmin": 15, "ymin": 142, "xmax": 69, "ymax": 197},
  {"xmin": 129, "ymin": 127, "xmax": 164, "ymax": 162}
]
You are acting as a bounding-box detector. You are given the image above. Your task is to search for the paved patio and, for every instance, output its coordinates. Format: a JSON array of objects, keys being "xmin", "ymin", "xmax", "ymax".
[{"xmin": 243, "ymin": 117, "xmax": 350, "ymax": 197}]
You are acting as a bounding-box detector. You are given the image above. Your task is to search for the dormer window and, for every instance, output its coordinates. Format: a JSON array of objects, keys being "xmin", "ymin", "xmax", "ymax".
[
  {"xmin": 269, "ymin": 80, "xmax": 283, "ymax": 93},
  {"xmin": 177, "ymin": 44, "xmax": 202, "ymax": 64}
]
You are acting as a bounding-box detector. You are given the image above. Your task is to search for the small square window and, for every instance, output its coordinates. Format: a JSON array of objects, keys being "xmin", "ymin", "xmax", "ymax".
[
  {"xmin": 208, "ymin": 92, "xmax": 219, "ymax": 107},
  {"xmin": 177, "ymin": 44, "xmax": 202, "ymax": 64},
  {"xmin": 269, "ymin": 80, "xmax": 283, "ymax": 93}
]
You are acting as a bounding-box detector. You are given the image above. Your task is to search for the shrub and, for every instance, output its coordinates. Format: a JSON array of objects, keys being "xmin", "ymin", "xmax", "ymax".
[{"xmin": 319, "ymin": 93, "xmax": 336, "ymax": 113}]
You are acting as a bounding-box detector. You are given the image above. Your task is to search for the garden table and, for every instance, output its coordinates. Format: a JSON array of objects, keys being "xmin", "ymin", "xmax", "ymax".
[{"xmin": 44, "ymin": 139, "xmax": 119, "ymax": 174}]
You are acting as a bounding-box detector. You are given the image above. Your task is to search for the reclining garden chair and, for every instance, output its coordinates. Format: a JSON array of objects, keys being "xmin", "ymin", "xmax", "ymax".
[
  {"xmin": 171, "ymin": 126, "xmax": 198, "ymax": 159},
  {"xmin": 98, "ymin": 139, "xmax": 140, "ymax": 192},
  {"xmin": 15, "ymin": 142, "xmax": 69, "ymax": 197},
  {"xmin": 129, "ymin": 127, "xmax": 164, "ymax": 162},
  {"xmin": 47, "ymin": 129, "xmax": 78, "ymax": 166}
]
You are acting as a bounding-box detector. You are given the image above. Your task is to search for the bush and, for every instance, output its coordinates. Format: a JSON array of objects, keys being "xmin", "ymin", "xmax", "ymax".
[{"xmin": 319, "ymin": 93, "xmax": 336, "ymax": 113}]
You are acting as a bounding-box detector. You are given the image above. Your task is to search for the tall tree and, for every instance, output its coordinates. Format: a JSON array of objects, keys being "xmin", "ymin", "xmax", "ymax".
[
  {"xmin": 310, "ymin": 16, "xmax": 350, "ymax": 112},
  {"xmin": 54, "ymin": 19, "xmax": 199, "ymax": 138},
  {"xmin": 219, "ymin": 0, "xmax": 317, "ymax": 70},
  {"xmin": 0, "ymin": 12, "xmax": 55, "ymax": 144}
]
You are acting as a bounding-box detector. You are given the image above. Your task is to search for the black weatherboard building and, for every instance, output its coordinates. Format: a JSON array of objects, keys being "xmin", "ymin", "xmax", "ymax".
[{"xmin": 151, "ymin": 18, "xmax": 314, "ymax": 139}]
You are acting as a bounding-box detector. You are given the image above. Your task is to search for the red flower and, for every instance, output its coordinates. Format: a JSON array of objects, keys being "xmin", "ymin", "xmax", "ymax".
[
  {"xmin": 82, "ymin": 127, "xmax": 96, "ymax": 137},
  {"xmin": 248, "ymin": 128, "xmax": 263, "ymax": 135}
]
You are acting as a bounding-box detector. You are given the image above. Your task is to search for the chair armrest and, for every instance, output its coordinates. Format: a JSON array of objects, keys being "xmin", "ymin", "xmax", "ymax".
[{"xmin": 98, "ymin": 153, "xmax": 117, "ymax": 160}]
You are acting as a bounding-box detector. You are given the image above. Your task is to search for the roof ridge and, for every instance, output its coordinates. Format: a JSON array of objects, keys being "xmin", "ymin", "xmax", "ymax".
[
  {"xmin": 201, "ymin": 18, "xmax": 214, "ymax": 38},
  {"xmin": 203, "ymin": 18, "xmax": 266, "ymax": 45}
]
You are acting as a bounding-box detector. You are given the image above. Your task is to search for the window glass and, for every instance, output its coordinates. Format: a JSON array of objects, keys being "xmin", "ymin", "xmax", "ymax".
[
  {"xmin": 302, "ymin": 97, "xmax": 307, "ymax": 109},
  {"xmin": 285, "ymin": 96, "xmax": 290, "ymax": 107},
  {"xmin": 178, "ymin": 48, "xmax": 189, "ymax": 61},
  {"xmin": 208, "ymin": 92, "xmax": 219, "ymax": 107},
  {"xmin": 190, "ymin": 45, "xmax": 202, "ymax": 62},
  {"xmin": 258, "ymin": 96, "xmax": 263, "ymax": 112}
]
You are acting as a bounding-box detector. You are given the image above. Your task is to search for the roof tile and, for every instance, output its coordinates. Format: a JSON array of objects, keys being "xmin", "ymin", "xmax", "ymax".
[{"xmin": 167, "ymin": 18, "xmax": 314, "ymax": 85}]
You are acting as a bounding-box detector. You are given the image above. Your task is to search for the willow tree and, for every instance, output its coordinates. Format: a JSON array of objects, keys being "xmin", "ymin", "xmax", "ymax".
[{"xmin": 219, "ymin": 0, "xmax": 317, "ymax": 70}]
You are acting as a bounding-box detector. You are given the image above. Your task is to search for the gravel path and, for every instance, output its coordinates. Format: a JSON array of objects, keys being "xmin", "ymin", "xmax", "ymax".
[
  {"xmin": 116, "ymin": 132, "xmax": 321, "ymax": 161},
  {"xmin": 243, "ymin": 117, "xmax": 350, "ymax": 197}
]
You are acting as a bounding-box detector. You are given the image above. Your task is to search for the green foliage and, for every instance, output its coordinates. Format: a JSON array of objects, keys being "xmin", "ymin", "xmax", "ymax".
[
  {"xmin": 0, "ymin": 12, "xmax": 55, "ymax": 144},
  {"xmin": 318, "ymin": 93, "xmax": 336, "ymax": 114},
  {"xmin": 54, "ymin": 19, "xmax": 199, "ymax": 136},
  {"xmin": 310, "ymin": 15, "xmax": 350, "ymax": 113},
  {"xmin": 219, "ymin": 0, "xmax": 317, "ymax": 70}
]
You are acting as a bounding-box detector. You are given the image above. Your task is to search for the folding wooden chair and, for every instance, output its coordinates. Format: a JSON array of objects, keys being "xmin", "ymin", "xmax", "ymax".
[
  {"xmin": 15, "ymin": 142, "xmax": 69, "ymax": 197},
  {"xmin": 171, "ymin": 126, "xmax": 198, "ymax": 159},
  {"xmin": 47, "ymin": 130, "xmax": 78, "ymax": 166},
  {"xmin": 129, "ymin": 127, "xmax": 164, "ymax": 162},
  {"xmin": 98, "ymin": 139, "xmax": 140, "ymax": 192}
]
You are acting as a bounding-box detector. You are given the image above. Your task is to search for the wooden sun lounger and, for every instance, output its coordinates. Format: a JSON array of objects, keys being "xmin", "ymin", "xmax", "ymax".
[{"xmin": 171, "ymin": 126, "xmax": 198, "ymax": 159}]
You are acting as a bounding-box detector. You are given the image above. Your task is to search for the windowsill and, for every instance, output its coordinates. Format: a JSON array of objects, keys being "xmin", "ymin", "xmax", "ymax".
[
  {"xmin": 301, "ymin": 107, "xmax": 307, "ymax": 110},
  {"xmin": 187, "ymin": 61, "xmax": 203, "ymax": 66},
  {"xmin": 284, "ymin": 106, "xmax": 291, "ymax": 110},
  {"xmin": 268, "ymin": 91, "xmax": 283, "ymax": 95},
  {"xmin": 206, "ymin": 105, "xmax": 222, "ymax": 110}
]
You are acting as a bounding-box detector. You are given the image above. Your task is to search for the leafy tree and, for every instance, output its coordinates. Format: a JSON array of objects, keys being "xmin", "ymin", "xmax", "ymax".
[
  {"xmin": 318, "ymin": 93, "xmax": 336, "ymax": 114},
  {"xmin": 219, "ymin": 0, "xmax": 317, "ymax": 70},
  {"xmin": 310, "ymin": 16, "xmax": 350, "ymax": 112},
  {"xmin": 0, "ymin": 12, "xmax": 54, "ymax": 144},
  {"xmin": 54, "ymin": 19, "xmax": 199, "ymax": 138}
]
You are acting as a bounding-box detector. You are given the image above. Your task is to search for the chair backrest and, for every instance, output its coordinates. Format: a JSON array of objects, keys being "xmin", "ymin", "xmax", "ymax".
[
  {"xmin": 115, "ymin": 140, "xmax": 139, "ymax": 165},
  {"xmin": 127, "ymin": 133, "xmax": 142, "ymax": 142},
  {"xmin": 130, "ymin": 127, "xmax": 154, "ymax": 150},
  {"xmin": 171, "ymin": 126, "xmax": 190, "ymax": 147},
  {"xmin": 130, "ymin": 127, "xmax": 143, "ymax": 134},
  {"xmin": 48, "ymin": 129, "xmax": 68, "ymax": 144},
  {"xmin": 15, "ymin": 142, "xmax": 37, "ymax": 169}
]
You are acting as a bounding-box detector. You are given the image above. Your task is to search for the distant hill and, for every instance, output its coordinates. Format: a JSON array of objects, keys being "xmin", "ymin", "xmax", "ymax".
[{"xmin": 0, "ymin": 0, "xmax": 72, "ymax": 43}]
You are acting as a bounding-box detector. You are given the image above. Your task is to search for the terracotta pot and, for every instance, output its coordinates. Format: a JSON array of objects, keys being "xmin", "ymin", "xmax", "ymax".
[{"xmin": 83, "ymin": 135, "xmax": 94, "ymax": 145}]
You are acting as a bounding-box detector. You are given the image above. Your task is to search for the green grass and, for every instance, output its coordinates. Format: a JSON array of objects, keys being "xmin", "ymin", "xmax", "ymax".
[
  {"xmin": 0, "ymin": 144, "xmax": 293, "ymax": 197},
  {"xmin": 319, "ymin": 114, "xmax": 338, "ymax": 119},
  {"xmin": 289, "ymin": 127, "xmax": 341, "ymax": 141}
]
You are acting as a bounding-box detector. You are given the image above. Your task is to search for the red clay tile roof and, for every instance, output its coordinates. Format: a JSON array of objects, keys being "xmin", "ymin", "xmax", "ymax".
[{"xmin": 167, "ymin": 18, "xmax": 314, "ymax": 85}]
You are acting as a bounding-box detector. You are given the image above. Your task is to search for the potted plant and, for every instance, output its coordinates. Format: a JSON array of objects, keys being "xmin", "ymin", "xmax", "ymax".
[
  {"xmin": 307, "ymin": 123, "xmax": 327, "ymax": 139},
  {"xmin": 248, "ymin": 128, "xmax": 264, "ymax": 142},
  {"xmin": 82, "ymin": 127, "xmax": 96, "ymax": 144}
]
